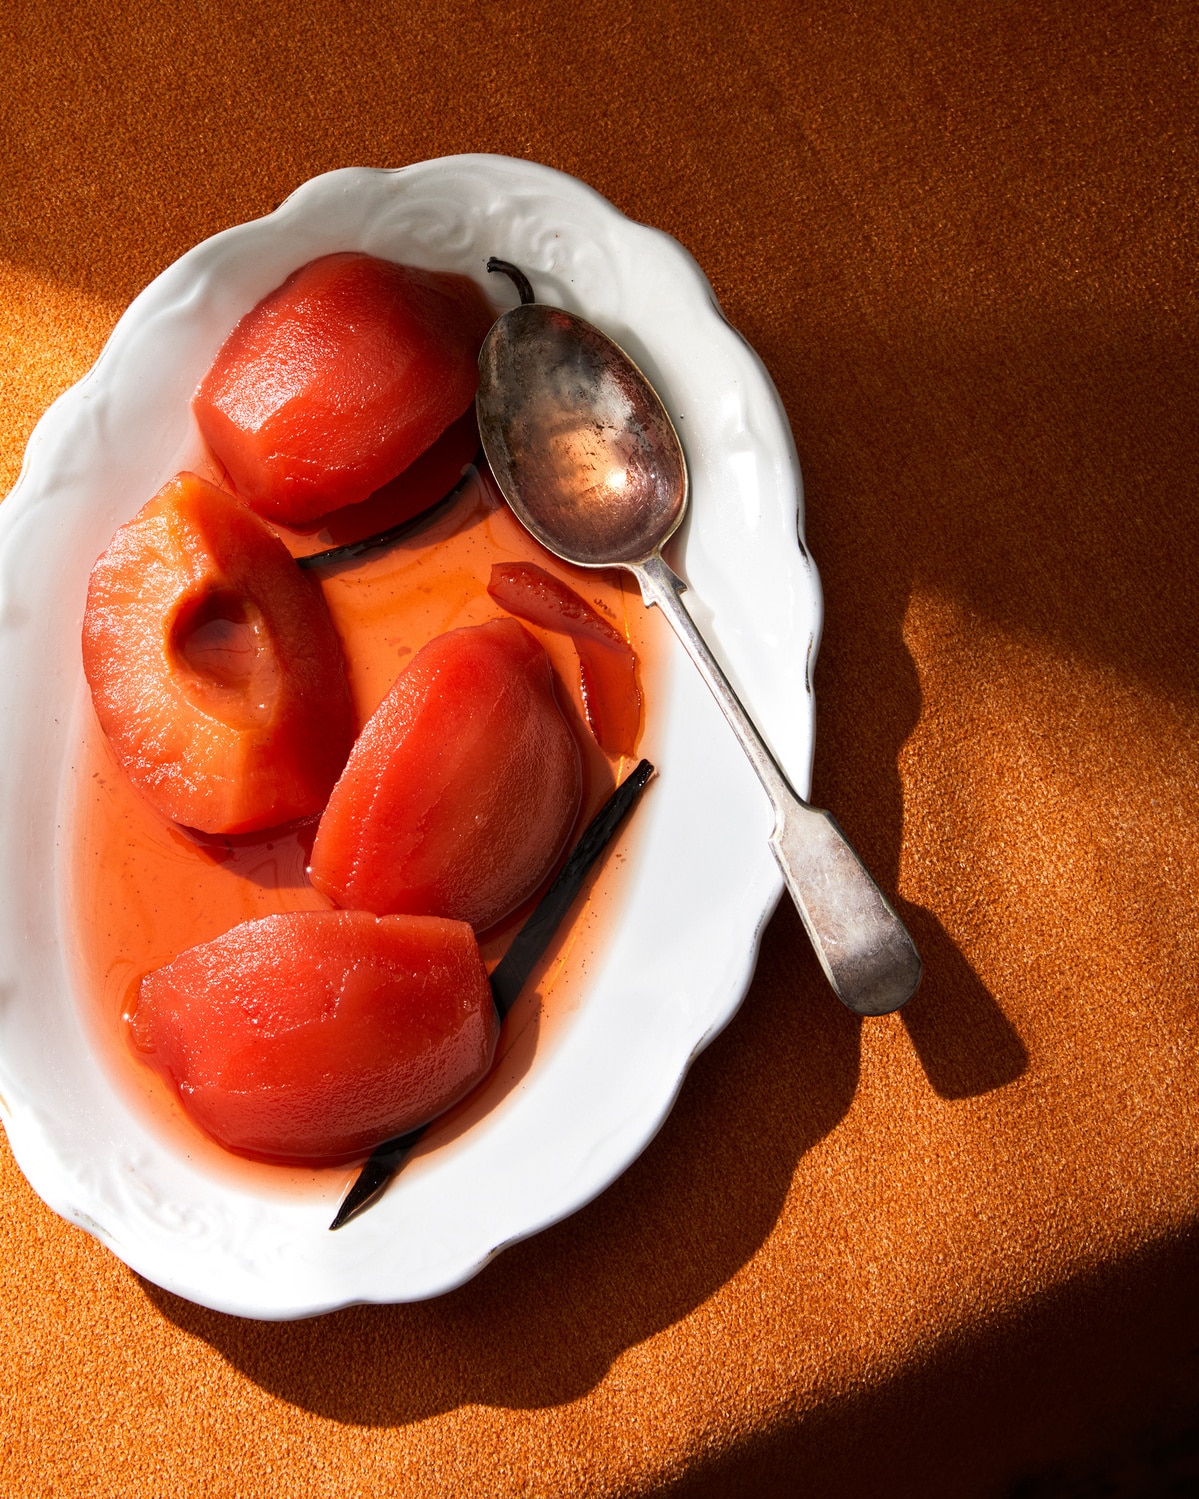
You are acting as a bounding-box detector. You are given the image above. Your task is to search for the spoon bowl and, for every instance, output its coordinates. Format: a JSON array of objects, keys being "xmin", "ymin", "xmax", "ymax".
[
  {"xmin": 479, "ymin": 304, "xmax": 686, "ymax": 567},
  {"xmin": 477, "ymin": 275, "xmax": 921, "ymax": 1017}
]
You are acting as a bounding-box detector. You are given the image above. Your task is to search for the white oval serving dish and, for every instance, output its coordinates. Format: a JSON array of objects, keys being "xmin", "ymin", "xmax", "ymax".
[{"xmin": 0, "ymin": 155, "xmax": 819, "ymax": 1319}]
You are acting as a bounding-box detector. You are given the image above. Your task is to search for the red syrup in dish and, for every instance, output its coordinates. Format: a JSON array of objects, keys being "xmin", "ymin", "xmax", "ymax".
[{"xmin": 63, "ymin": 461, "xmax": 664, "ymax": 1198}]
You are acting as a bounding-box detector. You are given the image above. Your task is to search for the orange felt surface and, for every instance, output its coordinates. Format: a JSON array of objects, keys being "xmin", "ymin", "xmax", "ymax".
[{"xmin": 3, "ymin": 2, "xmax": 1199, "ymax": 1495}]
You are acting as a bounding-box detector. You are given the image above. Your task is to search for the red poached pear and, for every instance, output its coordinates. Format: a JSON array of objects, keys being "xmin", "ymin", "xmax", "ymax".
[
  {"xmin": 82, "ymin": 472, "xmax": 353, "ymax": 834},
  {"xmin": 310, "ymin": 618, "xmax": 582, "ymax": 931},
  {"xmin": 487, "ymin": 561, "xmax": 642, "ymax": 756},
  {"xmin": 193, "ymin": 253, "xmax": 495, "ymax": 524},
  {"xmin": 131, "ymin": 911, "xmax": 497, "ymax": 1164}
]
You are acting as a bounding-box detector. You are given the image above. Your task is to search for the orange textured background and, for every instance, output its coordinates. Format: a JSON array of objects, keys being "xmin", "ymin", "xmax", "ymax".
[{"xmin": 2, "ymin": 2, "xmax": 1198, "ymax": 1494}]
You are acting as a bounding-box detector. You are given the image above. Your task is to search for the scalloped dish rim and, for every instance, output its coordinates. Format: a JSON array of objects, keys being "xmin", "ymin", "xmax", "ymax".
[{"xmin": 0, "ymin": 156, "xmax": 820, "ymax": 1318}]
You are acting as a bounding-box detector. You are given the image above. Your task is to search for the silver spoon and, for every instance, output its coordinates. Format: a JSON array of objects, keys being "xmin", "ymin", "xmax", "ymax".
[{"xmin": 475, "ymin": 263, "xmax": 920, "ymax": 1016}]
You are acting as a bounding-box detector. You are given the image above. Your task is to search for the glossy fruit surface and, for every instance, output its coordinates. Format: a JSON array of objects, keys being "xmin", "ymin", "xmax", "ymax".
[
  {"xmin": 487, "ymin": 561, "xmax": 642, "ymax": 756},
  {"xmin": 279, "ymin": 407, "xmax": 480, "ymax": 555},
  {"xmin": 131, "ymin": 911, "xmax": 498, "ymax": 1164},
  {"xmin": 82, "ymin": 472, "xmax": 353, "ymax": 833},
  {"xmin": 310, "ymin": 618, "xmax": 582, "ymax": 930},
  {"xmin": 193, "ymin": 253, "xmax": 495, "ymax": 524}
]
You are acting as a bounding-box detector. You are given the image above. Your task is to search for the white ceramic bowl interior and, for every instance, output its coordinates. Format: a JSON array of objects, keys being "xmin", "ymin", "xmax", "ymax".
[{"xmin": 0, "ymin": 156, "xmax": 819, "ymax": 1318}]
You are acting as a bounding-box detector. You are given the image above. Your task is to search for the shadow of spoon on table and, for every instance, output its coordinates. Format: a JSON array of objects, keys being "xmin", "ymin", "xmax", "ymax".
[{"xmin": 894, "ymin": 896, "xmax": 1029, "ymax": 1099}]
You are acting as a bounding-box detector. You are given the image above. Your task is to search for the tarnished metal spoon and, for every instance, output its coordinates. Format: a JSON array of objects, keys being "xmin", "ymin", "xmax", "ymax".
[{"xmin": 476, "ymin": 261, "xmax": 920, "ymax": 1017}]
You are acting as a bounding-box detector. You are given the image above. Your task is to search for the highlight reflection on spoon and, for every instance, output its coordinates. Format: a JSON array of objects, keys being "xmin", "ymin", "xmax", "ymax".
[{"xmin": 476, "ymin": 260, "xmax": 920, "ymax": 1017}]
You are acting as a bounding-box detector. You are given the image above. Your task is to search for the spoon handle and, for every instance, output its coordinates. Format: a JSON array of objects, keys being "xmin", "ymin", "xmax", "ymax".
[{"xmin": 633, "ymin": 553, "xmax": 921, "ymax": 1016}]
